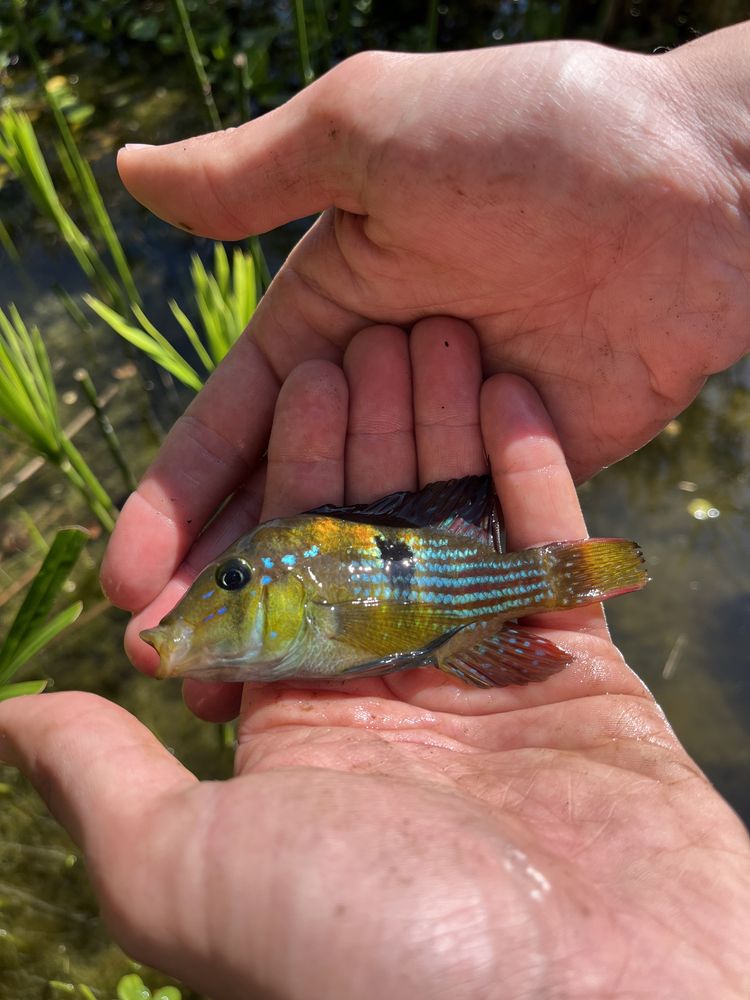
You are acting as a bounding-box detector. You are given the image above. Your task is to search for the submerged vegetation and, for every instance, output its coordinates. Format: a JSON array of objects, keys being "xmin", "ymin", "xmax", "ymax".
[{"xmin": 0, "ymin": 0, "xmax": 748, "ymax": 997}]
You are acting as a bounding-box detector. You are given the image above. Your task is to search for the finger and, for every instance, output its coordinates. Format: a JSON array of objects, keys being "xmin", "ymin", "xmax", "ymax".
[
  {"xmin": 343, "ymin": 326, "xmax": 416, "ymax": 502},
  {"xmin": 0, "ymin": 692, "xmax": 195, "ymax": 865},
  {"xmin": 116, "ymin": 58, "xmax": 375, "ymax": 238},
  {"xmin": 481, "ymin": 374, "xmax": 606, "ymax": 634},
  {"xmin": 0, "ymin": 692, "xmax": 229, "ymax": 985},
  {"xmin": 261, "ymin": 360, "xmax": 349, "ymax": 520},
  {"xmin": 183, "ymin": 680, "xmax": 243, "ymax": 723},
  {"xmin": 411, "ymin": 318, "xmax": 486, "ymax": 484}
]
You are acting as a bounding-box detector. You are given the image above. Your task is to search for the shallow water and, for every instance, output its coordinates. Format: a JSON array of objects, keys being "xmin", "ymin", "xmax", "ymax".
[{"xmin": 1, "ymin": 19, "xmax": 749, "ymax": 999}]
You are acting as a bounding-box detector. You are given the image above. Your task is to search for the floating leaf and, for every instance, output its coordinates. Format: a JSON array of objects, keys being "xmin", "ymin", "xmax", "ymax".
[{"xmin": 117, "ymin": 973, "xmax": 151, "ymax": 1000}]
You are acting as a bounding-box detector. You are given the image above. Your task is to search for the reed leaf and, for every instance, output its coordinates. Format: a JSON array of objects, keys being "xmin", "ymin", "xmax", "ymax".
[
  {"xmin": 85, "ymin": 295, "xmax": 204, "ymax": 392},
  {"xmin": 188, "ymin": 245, "xmax": 256, "ymax": 365},
  {"xmin": 10, "ymin": 0, "xmax": 138, "ymax": 306},
  {"xmin": 0, "ymin": 108, "xmax": 123, "ymax": 304},
  {"xmin": 171, "ymin": 0, "xmax": 222, "ymax": 131},
  {"xmin": 169, "ymin": 301, "xmax": 215, "ymax": 373},
  {"xmin": 0, "ymin": 526, "xmax": 87, "ymax": 684},
  {"xmin": 88, "ymin": 245, "xmax": 256, "ymax": 393},
  {"xmin": 0, "ymin": 216, "xmax": 19, "ymax": 263},
  {"xmin": 0, "ymin": 603, "xmax": 83, "ymax": 683},
  {"xmin": 292, "ymin": 0, "xmax": 315, "ymax": 84},
  {"xmin": 0, "ymin": 305, "xmax": 61, "ymax": 456},
  {"xmin": 0, "ymin": 680, "xmax": 49, "ymax": 702},
  {"xmin": 0, "ymin": 305, "xmax": 117, "ymax": 531}
]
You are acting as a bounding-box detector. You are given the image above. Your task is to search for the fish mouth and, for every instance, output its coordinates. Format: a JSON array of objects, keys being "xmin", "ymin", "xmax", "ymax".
[
  {"xmin": 140, "ymin": 622, "xmax": 195, "ymax": 679},
  {"xmin": 140, "ymin": 623, "xmax": 257, "ymax": 681}
]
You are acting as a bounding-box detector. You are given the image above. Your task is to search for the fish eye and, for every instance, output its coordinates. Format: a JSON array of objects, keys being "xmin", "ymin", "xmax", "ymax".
[{"xmin": 215, "ymin": 558, "xmax": 252, "ymax": 591}]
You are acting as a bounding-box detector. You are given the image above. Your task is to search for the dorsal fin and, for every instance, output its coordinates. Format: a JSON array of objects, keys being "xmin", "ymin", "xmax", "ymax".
[{"xmin": 306, "ymin": 474, "xmax": 504, "ymax": 552}]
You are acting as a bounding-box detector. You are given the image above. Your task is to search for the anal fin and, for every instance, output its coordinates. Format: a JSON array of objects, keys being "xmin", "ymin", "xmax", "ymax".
[{"xmin": 435, "ymin": 619, "xmax": 570, "ymax": 687}]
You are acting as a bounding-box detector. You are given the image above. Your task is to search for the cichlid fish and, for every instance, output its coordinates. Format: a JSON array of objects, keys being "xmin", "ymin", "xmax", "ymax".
[{"xmin": 141, "ymin": 475, "xmax": 648, "ymax": 687}]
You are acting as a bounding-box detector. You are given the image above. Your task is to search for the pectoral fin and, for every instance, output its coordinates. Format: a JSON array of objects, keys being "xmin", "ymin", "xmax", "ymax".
[{"xmin": 434, "ymin": 619, "xmax": 570, "ymax": 687}]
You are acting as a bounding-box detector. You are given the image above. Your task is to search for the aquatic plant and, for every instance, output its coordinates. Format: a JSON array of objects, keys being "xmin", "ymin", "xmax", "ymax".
[
  {"xmin": 0, "ymin": 526, "xmax": 87, "ymax": 701},
  {"xmin": 8, "ymin": 0, "xmax": 139, "ymax": 307},
  {"xmin": 0, "ymin": 304, "xmax": 118, "ymax": 531},
  {"xmin": 85, "ymin": 244, "xmax": 257, "ymax": 392},
  {"xmin": 0, "ymin": 107, "xmax": 125, "ymax": 306},
  {"xmin": 171, "ymin": 0, "xmax": 222, "ymax": 130},
  {"xmin": 116, "ymin": 972, "xmax": 182, "ymax": 1000}
]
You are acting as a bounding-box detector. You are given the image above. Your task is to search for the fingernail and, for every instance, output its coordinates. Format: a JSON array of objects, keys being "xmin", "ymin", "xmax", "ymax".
[{"xmin": 122, "ymin": 143, "xmax": 155, "ymax": 151}]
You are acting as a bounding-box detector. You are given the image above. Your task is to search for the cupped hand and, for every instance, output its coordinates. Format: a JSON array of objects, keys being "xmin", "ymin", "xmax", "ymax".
[
  {"xmin": 102, "ymin": 23, "xmax": 750, "ymax": 615},
  {"xmin": 2, "ymin": 320, "xmax": 748, "ymax": 1000}
]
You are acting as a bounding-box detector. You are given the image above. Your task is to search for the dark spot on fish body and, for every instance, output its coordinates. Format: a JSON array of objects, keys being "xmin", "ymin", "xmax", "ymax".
[{"xmin": 375, "ymin": 534, "xmax": 415, "ymax": 601}]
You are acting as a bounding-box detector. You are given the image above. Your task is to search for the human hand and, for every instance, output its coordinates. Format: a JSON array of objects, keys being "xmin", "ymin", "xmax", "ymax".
[
  {"xmin": 102, "ymin": 22, "xmax": 750, "ymax": 621},
  {"xmin": 3, "ymin": 320, "xmax": 748, "ymax": 1000}
]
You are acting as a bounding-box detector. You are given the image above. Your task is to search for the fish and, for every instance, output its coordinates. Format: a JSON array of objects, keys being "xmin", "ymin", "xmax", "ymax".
[{"xmin": 141, "ymin": 475, "xmax": 648, "ymax": 688}]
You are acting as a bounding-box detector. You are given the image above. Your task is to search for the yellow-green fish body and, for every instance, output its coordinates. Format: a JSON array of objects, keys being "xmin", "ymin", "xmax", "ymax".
[{"xmin": 142, "ymin": 476, "xmax": 648, "ymax": 687}]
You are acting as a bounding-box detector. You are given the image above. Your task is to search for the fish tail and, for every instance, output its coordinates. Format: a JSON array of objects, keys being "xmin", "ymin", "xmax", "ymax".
[{"xmin": 534, "ymin": 538, "xmax": 648, "ymax": 609}]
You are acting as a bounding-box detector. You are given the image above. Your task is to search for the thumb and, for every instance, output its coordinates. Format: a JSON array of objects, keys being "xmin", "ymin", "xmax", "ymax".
[
  {"xmin": 117, "ymin": 56, "xmax": 375, "ymax": 239},
  {"xmin": 0, "ymin": 691, "xmax": 196, "ymax": 845},
  {"xmin": 0, "ymin": 692, "xmax": 199, "ymax": 965}
]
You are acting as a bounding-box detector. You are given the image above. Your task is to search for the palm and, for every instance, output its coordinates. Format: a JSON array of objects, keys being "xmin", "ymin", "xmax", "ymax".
[
  {"xmin": 224, "ymin": 651, "xmax": 747, "ymax": 999},
  {"xmin": 0, "ymin": 322, "xmax": 747, "ymax": 998}
]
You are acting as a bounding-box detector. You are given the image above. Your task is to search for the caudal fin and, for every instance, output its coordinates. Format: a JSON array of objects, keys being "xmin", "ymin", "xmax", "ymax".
[{"xmin": 540, "ymin": 538, "xmax": 648, "ymax": 607}]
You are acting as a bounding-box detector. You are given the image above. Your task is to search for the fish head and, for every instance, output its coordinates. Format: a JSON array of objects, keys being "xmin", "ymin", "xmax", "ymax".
[{"xmin": 140, "ymin": 531, "xmax": 304, "ymax": 682}]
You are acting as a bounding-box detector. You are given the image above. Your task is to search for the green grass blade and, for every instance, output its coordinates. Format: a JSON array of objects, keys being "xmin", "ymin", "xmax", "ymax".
[
  {"xmin": 196, "ymin": 275, "xmax": 227, "ymax": 363},
  {"xmin": 250, "ymin": 236, "xmax": 271, "ymax": 293},
  {"xmin": 171, "ymin": 0, "xmax": 222, "ymax": 130},
  {"xmin": 8, "ymin": 2, "xmax": 138, "ymax": 306},
  {"xmin": 169, "ymin": 299, "xmax": 215, "ymax": 373},
  {"xmin": 0, "ymin": 107, "xmax": 127, "ymax": 307},
  {"xmin": 0, "ymin": 217, "xmax": 19, "ymax": 263},
  {"xmin": 1, "ymin": 602, "xmax": 83, "ymax": 681},
  {"xmin": 292, "ymin": 0, "xmax": 315, "ymax": 84},
  {"xmin": 232, "ymin": 247, "xmax": 256, "ymax": 335},
  {"xmin": 0, "ymin": 679, "xmax": 49, "ymax": 702},
  {"xmin": 213, "ymin": 243, "xmax": 230, "ymax": 297},
  {"xmin": 59, "ymin": 437, "xmax": 117, "ymax": 532},
  {"xmin": 0, "ymin": 527, "xmax": 87, "ymax": 680},
  {"xmin": 0, "ymin": 305, "xmax": 61, "ymax": 456},
  {"xmin": 85, "ymin": 295, "xmax": 203, "ymax": 392}
]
